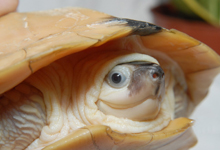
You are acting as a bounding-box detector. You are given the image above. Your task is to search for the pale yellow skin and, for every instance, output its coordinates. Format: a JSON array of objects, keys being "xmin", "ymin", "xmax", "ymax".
[
  {"xmin": 0, "ymin": 0, "xmax": 18, "ymax": 16},
  {"xmin": 0, "ymin": 7, "xmax": 220, "ymax": 150}
]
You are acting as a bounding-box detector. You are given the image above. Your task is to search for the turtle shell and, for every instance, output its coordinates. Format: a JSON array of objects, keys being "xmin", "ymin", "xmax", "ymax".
[{"xmin": 0, "ymin": 7, "xmax": 219, "ymax": 150}]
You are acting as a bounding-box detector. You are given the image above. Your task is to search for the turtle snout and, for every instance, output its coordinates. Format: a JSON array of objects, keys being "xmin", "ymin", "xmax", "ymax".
[
  {"xmin": 151, "ymin": 64, "xmax": 164, "ymax": 80},
  {"xmin": 151, "ymin": 66, "xmax": 165, "ymax": 97},
  {"xmin": 148, "ymin": 64, "xmax": 165, "ymax": 97},
  {"xmin": 150, "ymin": 64, "xmax": 164, "ymax": 81}
]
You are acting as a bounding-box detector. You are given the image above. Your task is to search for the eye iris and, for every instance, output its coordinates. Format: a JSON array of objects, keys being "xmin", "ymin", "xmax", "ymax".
[{"xmin": 111, "ymin": 73, "xmax": 122, "ymax": 83}]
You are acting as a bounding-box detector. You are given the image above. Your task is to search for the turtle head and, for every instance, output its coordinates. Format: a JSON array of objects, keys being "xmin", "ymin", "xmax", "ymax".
[{"xmin": 97, "ymin": 61, "xmax": 165, "ymax": 121}]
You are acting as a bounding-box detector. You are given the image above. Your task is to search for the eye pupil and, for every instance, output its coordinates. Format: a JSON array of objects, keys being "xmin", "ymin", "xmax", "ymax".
[{"xmin": 111, "ymin": 73, "xmax": 122, "ymax": 83}]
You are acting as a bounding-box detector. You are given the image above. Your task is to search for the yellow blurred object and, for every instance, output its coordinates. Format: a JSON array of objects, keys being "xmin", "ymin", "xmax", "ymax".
[
  {"xmin": 183, "ymin": 0, "xmax": 219, "ymax": 27},
  {"xmin": 172, "ymin": 0, "xmax": 220, "ymax": 27}
]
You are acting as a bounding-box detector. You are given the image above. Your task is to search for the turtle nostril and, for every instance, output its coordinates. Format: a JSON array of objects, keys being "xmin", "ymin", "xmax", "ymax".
[
  {"xmin": 150, "ymin": 65, "xmax": 164, "ymax": 80},
  {"xmin": 152, "ymin": 73, "xmax": 159, "ymax": 79}
]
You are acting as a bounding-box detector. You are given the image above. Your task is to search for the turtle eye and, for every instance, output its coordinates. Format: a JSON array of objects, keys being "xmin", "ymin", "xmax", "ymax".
[{"xmin": 107, "ymin": 66, "xmax": 130, "ymax": 88}]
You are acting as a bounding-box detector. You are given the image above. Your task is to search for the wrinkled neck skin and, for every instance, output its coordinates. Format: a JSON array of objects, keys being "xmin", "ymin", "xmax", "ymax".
[{"xmin": 1, "ymin": 36, "xmax": 189, "ymax": 150}]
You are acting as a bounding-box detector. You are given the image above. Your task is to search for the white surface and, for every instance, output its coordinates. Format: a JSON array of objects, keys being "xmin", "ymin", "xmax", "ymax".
[
  {"xmin": 191, "ymin": 74, "xmax": 220, "ymax": 150},
  {"xmin": 17, "ymin": 0, "xmax": 220, "ymax": 149},
  {"xmin": 17, "ymin": 0, "xmax": 158, "ymax": 22}
]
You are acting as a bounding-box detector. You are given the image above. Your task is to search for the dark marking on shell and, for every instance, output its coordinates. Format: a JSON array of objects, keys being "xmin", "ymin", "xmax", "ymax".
[{"xmin": 104, "ymin": 17, "xmax": 163, "ymax": 36}]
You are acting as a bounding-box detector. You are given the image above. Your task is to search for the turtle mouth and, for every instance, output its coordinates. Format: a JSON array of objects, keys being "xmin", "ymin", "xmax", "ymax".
[{"xmin": 96, "ymin": 97, "xmax": 161, "ymax": 121}]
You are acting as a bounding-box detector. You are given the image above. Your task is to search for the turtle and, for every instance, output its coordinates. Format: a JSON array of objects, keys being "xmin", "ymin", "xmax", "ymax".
[{"xmin": 0, "ymin": 7, "xmax": 220, "ymax": 150}]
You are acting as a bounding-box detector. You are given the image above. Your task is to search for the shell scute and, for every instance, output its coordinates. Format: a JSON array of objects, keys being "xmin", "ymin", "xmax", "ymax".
[{"xmin": 43, "ymin": 118, "xmax": 196, "ymax": 150}]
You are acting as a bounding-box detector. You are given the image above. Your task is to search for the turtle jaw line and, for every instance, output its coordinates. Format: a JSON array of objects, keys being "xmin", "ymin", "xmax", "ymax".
[{"xmin": 96, "ymin": 97, "xmax": 160, "ymax": 121}]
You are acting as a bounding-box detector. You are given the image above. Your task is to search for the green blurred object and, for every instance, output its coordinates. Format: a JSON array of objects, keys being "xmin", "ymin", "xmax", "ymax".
[{"xmin": 171, "ymin": 0, "xmax": 220, "ymax": 26}]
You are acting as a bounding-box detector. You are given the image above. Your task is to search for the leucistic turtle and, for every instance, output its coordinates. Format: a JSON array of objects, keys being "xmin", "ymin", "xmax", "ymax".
[{"xmin": 0, "ymin": 7, "xmax": 220, "ymax": 150}]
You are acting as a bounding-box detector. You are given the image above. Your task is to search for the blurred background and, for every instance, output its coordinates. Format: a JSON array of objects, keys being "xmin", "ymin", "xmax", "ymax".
[{"xmin": 17, "ymin": 0, "xmax": 220, "ymax": 149}]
